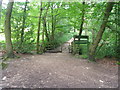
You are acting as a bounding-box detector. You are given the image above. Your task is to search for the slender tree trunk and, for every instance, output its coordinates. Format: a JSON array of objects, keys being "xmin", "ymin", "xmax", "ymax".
[
  {"xmin": 92, "ymin": 29, "xmax": 95, "ymax": 43},
  {"xmin": 79, "ymin": 2, "xmax": 85, "ymax": 39},
  {"xmin": 20, "ymin": 0, "xmax": 28, "ymax": 45},
  {"xmin": 42, "ymin": 22, "xmax": 45, "ymax": 52},
  {"xmin": 116, "ymin": 2, "xmax": 120, "ymax": 60},
  {"xmin": 4, "ymin": 1, "xmax": 14, "ymax": 58},
  {"xmin": 73, "ymin": 22, "xmax": 76, "ymax": 32},
  {"xmin": 36, "ymin": 2, "xmax": 43, "ymax": 54},
  {"xmin": 51, "ymin": 4, "xmax": 55, "ymax": 41},
  {"xmin": 117, "ymin": 31, "xmax": 120, "ymax": 60},
  {"xmin": 48, "ymin": 22, "xmax": 50, "ymax": 34},
  {"xmin": 41, "ymin": 3, "xmax": 50, "ymax": 52},
  {"xmin": 0, "ymin": 0, "xmax": 2, "ymax": 21},
  {"xmin": 43, "ymin": 3, "xmax": 50, "ymax": 42},
  {"xmin": 42, "ymin": 2, "xmax": 50, "ymax": 42},
  {"xmin": 89, "ymin": 2, "xmax": 114, "ymax": 61},
  {"xmin": 43, "ymin": 16, "xmax": 49, "ymax": 42}
]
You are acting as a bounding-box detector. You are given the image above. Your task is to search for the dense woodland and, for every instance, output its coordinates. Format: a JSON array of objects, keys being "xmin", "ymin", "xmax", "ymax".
[{"xmin": 0, "ymin": 0, "xmax": 120, "ymax": 62}]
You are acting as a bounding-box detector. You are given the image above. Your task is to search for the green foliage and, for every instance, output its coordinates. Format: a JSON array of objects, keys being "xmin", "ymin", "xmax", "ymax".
[
  {"xmin": 74, "ymin": 54, "xmax": 88, "ymax": 59},
  {"xmin": 13, "ymin": 40, "xmax": 35, "ymax": 53},
  {"xmin": 96, "ymin": 44, "xmax": 116, "ymax": 59},
  {"xmin": 80, "ymin": 54, "xmax": 88, "ymax": 59},
  {"xmin": 0, "ymin": 2, "xmax": 119, "ymax": 61},
  {"xmin": 0, "ymin": 62, "xmax": 8, "ymax": 69},
  {"xmin": 54, "ymin": 32, "xmax": 75, "ymax": 45},
  {"xmin": 44, "ymin": 32, "xmax": 75, "ymax": 50},
  {"xmin": 117, "ymin": 61, "xmax": 120, "ymax": 65},
  {"xmin": 0, "ymin": 42, "xmax": 5, "ymax": 51}
]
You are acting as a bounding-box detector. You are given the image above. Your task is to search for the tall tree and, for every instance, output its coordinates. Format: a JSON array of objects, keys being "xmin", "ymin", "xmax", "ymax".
[
  {"xmin": 4, "ymin": 1, "xmax": 14, "ymax": 58},
  {"xmin": 40, "ymin": 2, "xmax": 50, "ymax": 52},
  {"xmin": 0, "ymin": 0, "xmax": 2, "ymax": 21},
  {"xmin": 116, "ymin": 2, "xmax": 120, "ymax": 60},
  {"xmin": 79, "ymin": 1, "xmax": 85, "ymax": 38},
  {"xmin": 89, "ymin": 2, "xmax": 114, "ymax": 61},
  {"xmin": 51, "ymin": 3, "xmax": 55, "ymax": 41},
  {"xmin": 36, "ymin": 1, "xmax": 43, "ymax": 54},
  {"xmin": 42, "ymin": 2, "xmax": 50, "ymax": 43},
  {"xmin": 43, "ymin": 16, "xmax": 49, "ymax": 42},
  {"xmin": 20, "ymin": 0, "xmax": 28, "ymax": 45}
]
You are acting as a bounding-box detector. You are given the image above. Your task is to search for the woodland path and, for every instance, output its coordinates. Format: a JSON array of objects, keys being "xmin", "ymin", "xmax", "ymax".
[{"xmin": 1, "ymin": 39, "xmax": 118, "ymax": 88}]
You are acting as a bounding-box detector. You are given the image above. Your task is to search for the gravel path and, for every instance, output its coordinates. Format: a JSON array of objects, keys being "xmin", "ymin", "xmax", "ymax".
[{"xmin": 1, "ymin": 41, "xmax": 118, "ymax": 88}]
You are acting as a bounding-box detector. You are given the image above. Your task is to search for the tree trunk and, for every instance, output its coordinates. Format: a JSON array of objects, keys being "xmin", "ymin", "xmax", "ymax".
[
  {"xmin": 36, "ymin": 2, "xmax": 43, "ymax": 54},
  {"xmin": 4, "ymin": 1, "xmax": 14, "ymax": 58},
  {"xmin": 0, "ymin": 0, "xmax": 2, "ymax": 21},
  {"xmin": 41, "ymin": 22, "xmax": 45, "ymax": 52},
  {"xmin": 91, "ymin": 29, "xmax": 95, "ymax": 43},
  {"xmin": 51, "ymin": 3, "xmax": 55, "ymax": 41},
  {"xmin": 43, "ymin": 16, "xmax": 49, "ymax": 42},
  {"xmin": 79, "ymin": 1, "xmax": 85, "ymax": 39},
  {"xmin": 48, "ymin": 22, "xmax": 50, "ymax": 35},
  {"xmin": 42, "ymin": 3, "xmax": 50, "ymax": 42},
  {"xmin": 74, "ymin": 25, "xmax": 76, "ymax": 32},
  {"xmin": 117, "ymin": 31, "xmax": 120, "ymax": 60},
  {"xmin": 20, "ymin": 0, "xmax": 28, "ymax": 45},
  {"xmin": 89, "ymin": 2, "xmax": 114, "ymax": 61},
  {"xmin": 116, "ymin": 2, "xmax": 120, "ymax": 60},
  {"xmin": 41, "ymin": 3, "xmax": 50, "ymax": 52}
]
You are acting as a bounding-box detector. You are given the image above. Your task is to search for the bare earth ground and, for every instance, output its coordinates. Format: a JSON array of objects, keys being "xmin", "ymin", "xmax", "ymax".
[{"xmin": 1, "ymin": 40, "xmax": 118, "ymax": 88}]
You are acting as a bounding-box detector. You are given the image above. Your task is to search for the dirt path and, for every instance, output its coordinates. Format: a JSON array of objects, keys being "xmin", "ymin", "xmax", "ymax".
[{"xmin": 1, "ymin": 40, "xmax": 118, "ymax": 88}]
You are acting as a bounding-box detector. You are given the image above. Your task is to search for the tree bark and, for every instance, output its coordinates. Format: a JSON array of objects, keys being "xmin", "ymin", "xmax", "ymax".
[
  {"xmin": 41, "ymin": 3, "xmax": 50, "ymax": 52},
  {"xmin": 0, "ymin": 0, "xmax": 2, "ymax": 21},
  {"xmin": 43, "ymin": 16, "xmax": 49, "ymax": 42},
  {"xmin": 79, "ymin": 2, "xmax": 85, "ymax": 39},
  {"xmin": 48, "ymin": 22, "xmax": 50, "ymax": 34},
  {"xmin": 117, "ymin": 31, "xmax": 120, "ymax": 60},
  {"xmin": 36, "ymin": 2, "xmax": 43, "ymax": 54},
  {"xmin": 51, "ymin": 3, "xmax": 55, "ymax": 41},
  {"xmin": 42, "ymin": 2, "xmax": 50, "ymax": 42},
  {"xmin": 4, "ymin": 1, "xmax": 14, "ymax": 58},
  {"xmin": 73, "ymin": 23, "xmax": 76, "ymax": 32},
  {"xmin": 43, "ymin": 3, "xmax": 50, "ymax": 42},
  {"xmin": 89, "ymin": 2, "xmax": 114, "ymax": 61},
  {"xmin": 20, "ymin": 0, "xmax": 28, "ymax": 45},
  {"xmin": 91, "ymin": 29, "xmax": 95, "ymax": 43},
  {"xmin": 116, "ymin": 2, "xmax": 120, "ymax": 60}
]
